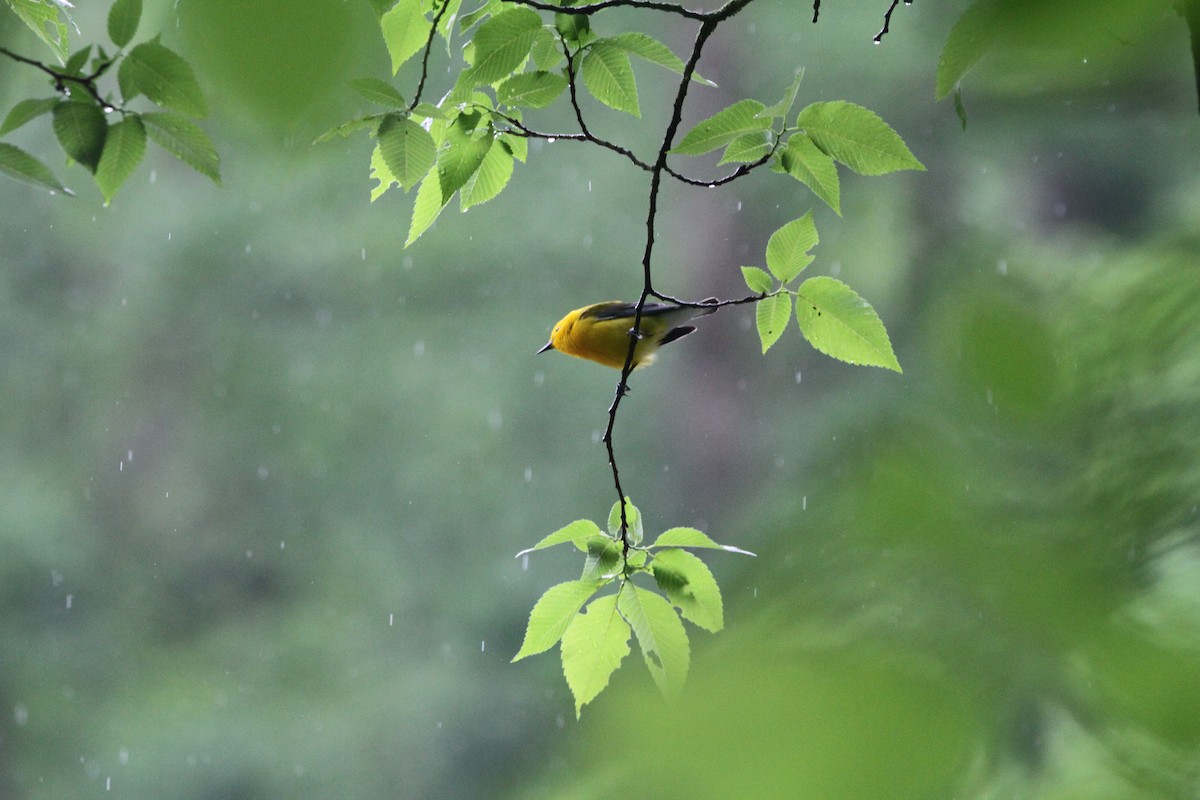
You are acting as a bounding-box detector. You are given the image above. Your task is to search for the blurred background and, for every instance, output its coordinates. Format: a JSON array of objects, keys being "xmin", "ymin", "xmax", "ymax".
[{"xmin": 2, "ymin": 0, "xmax": 1199, "ymax": 797}]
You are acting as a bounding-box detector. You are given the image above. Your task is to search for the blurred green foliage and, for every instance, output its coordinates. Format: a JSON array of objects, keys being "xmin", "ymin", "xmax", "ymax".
[{"xmin": 2, "ymin": 1, "xmax": 1199, "ymax": 798}]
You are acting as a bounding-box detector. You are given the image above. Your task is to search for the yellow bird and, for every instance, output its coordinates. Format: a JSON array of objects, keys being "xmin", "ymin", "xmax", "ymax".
[{"xmin": 538, "ymin": 299, "xmax": 718, "ymax": 369}]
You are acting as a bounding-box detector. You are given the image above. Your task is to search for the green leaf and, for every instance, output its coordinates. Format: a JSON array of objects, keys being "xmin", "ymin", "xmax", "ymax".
[
  {"xmin": 513, "ymin": 580, "xmax": 604, "ymax": 661},
  {"xmin": 603, "ymin": 31, "xmax": 711, "ymax": 85},
  {"xmin": 671, "ymin": 99, "xmax": 769, "ymax": 156},
  {"xmin": 516, "ymin": 519, "xmax": 603, "ymax": 557},
  {"xmin": 758, "ymin": 68, "xmax": 804, "ymax": 120},
  {"xmin": 580, "ymin": 536, "xmax": 622, "ymax": 582},
  {"xmin": 553, "ymin": 10, "xmax": 591, "ymax": 46},
  {"xmin": 410, "ymin": 102, "xmax": 449, "ymax": 121},
  {"xmin": 779, "ymin": 134, "xmax": 841, "ymax": 215},
  {"xmin": 795, "ymin": 276, "xmax": 902, "ymax": 372},
  {"xmin": 350, "ymin": 77, "xmax": 407, "ymax": 108},
  {"xmin": 107, "ymin": 0, "xmax": 142, "ymax": 48},
  {"xmin": 142, "ymin": 111, "xmax": 220, "ymax": 183},
  {"xmin": 405, "ymin": 165, "xmax": 449, "ymax": 245},
  {"xmin": 0, "ymin": 142, "xmax": 71, "ymax": 194},
  {"xmin": 561, "ymin": 593, "xmax": 630, "ymax": 718},
  {"xmin": 796, "ymin": 101, "xmax": 923, "ymax": 175},
  {"xmin": 756, "ymin": 292, "xmax": 792, "ymax": 354},
  {"xmin": 313, "ymin": 114, "xmax": 385, "ymax": 144},
  {"xmin": 650, "ymin": 527, "xmax": 755, "ymax": 556},
  {"xmin": 460, "ymin": 139, "xmax": 513, "ymax": 210},
  {"xmin": 936, "ymin": 0, "xmax": 996, "ymax": 100},
  {"xmin": 51, "ymin": 101, "xmax": 107, "ymax": 173},
  {"xmin": 497, "ymin": 71, "xmax": 568, "ymax": 109},
  {"xmin": 498, "ymin": 131, "xmax": 527, "ymax": 163},
  {"xmin": 741, "ymin": 266, "xmax": 773, "ymax": 294},
  {"xmin": 381, "ymin": 0, "xmax": 434, "ymax": 75},
  {"xmin": 119, "ymin": 41, "xmax": 208, "ymax": 118},
  {"xmin": 617, "ymin": 582, "xmax": 689, "ymax": 699},
  {"xmin": 464, "ymin": 7, "xmax": 542, "ymax": 85},
  {"xmin": 606, "ymin": 497, "xmax": 642, "ymax": 546},
  {"xmin": 718, "ymin": 131, "xmax": 771, "ymax": 165},
  {"xmin": 765, "ymin": 212, "xmax": 818, "ymax": 283},
  {"xmin": 581, "ymin": 41, "xmax": 640, "ymax": 116},
  {"xmin": 94, "ymin": 115, "xmax": 146, "ymax": 204},
  {"xmin": 652, "ymin": 549, "xmax": 723, "ymax": 633},
  {"xmin": 63, "ymin": 45, "xmax": 91, "ymax": 77},
  {"xmin": 369, "ymin": 143, "xmax": 397, "ymax": 200},
  {"xmin": 7, "ymin": 0, "xmax": 69, "ymax": 62},
  {"xmin": 437, "ymin": 114, "xmax": 493, "ymax": 203},
  {"xmin": 530, "ymin": 25, "xmax": 564, "ymax": 71},
  {"xmin": 953, "ymin": 87, "xmax": 969, "ymax": 130},
  {"xmin": 0, "ymin": 97, "xmax": 59, "ymax": 136},
  {"xmin": 377, "ymin": 115, "xmax": 436, "ymax": 191}
]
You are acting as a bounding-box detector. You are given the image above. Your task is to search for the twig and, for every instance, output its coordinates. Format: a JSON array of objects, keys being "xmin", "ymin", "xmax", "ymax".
[
  {"xmin": 0, "ymin": 46, "xmax": 116, "ymax": 110},
  {"xmin": 506, "ymin": 0, "xmax": 708, "ymax": 21},
  {"xmin": 408, "ymin": 0, "xmax": 456, "ymax": 111},
  {"xmin": 873, "ymin": 0, "xmax": 907, "ymax": 43}
]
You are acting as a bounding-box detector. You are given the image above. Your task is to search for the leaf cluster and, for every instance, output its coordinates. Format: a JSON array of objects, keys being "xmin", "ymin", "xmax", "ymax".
[
  {"xmin": 1, "ymin": 0, "xmax": 220, "ymax": 202},
  {"xmin": 513, "ymin": 499, "xmax": 753, "ymax": 717},
  {"xmin": 743, "ymin": 214, "xmax": 902, "ymax": 372}
]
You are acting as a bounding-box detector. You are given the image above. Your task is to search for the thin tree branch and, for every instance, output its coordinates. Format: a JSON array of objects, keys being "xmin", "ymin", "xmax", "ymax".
[
  {"xmin": 408, "ymin": 0, "xmax": 456, "ymax": 112},
  {"xmin": 506, "ymin": 0, "xmax": 708, "ymax": 21},
  {"xmin": 604, "ymin": 0, "xmax": 759, "ymax": 549},
  {"xmin": 0, "ymin": 46, "xmax": 115, "ymax": 109},
  {"xmin": 874, "ymin": 0, "xmax": 908, "ymax": 43}
]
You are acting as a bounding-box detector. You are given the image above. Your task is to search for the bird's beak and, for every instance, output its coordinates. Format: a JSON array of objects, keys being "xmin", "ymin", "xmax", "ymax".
[{"xmin": 537, "ymin": 341, "xmax": 555, "ymax": 354}]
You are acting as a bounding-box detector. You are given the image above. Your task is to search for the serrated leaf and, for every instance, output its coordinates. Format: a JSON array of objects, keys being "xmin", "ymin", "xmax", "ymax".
[
  {"xmin": 606, "ymin": 497, "xmax": 642, "ymax": 545},
  {"xmin": 464, "ymin": 7, "xmax": 542, "ymax": 85},
  {"xmin": 758, "ymin": 68, "xmax": 804, "ymax": 120},
  {"xmin": 580, "ymin": 536, "xmax": 622, "ymax": 582},
  {"xmin": 381, "ymin": 0, "xmax": 434, "ymax": 74},
  {"xmin": 935, "ymin": 0, "xmax": 996, "ymax": 100},
  {"xmin": 796, "ymin": 101, "xmax": 923, "ymax": 176},
  {"xmin": 779, "ymin": 134, "xmax": 841, "ymax": 215},
  {"xmin": 142, "ymin": 111, "xmax": 220, "ymax": 182},
  {"xmin": 0, "ymin": 142, "xmax": 71, "ymax": 194},
  {"xmin": 51, "ymin": 101, "xmax": 107, "ymax": 172},
  {"xmin": 765, "ymin": 213, "xmax": 818, "ymax": 283},
  {"xmin": 498, "ymin": 131, "xmax": 527, "ymax": 162},
  {"xmin": 7, "ymin": 0, "xmax": 69, "ymax": 62},
  {"xmin": 437, "ymin": 114, "xmax": 493, "ymax": 203},
  {"xmin": 410, "ymin": 102, "xmax": 449, "ymax": 120},
  {"xmin": 350, "ymin": 77, "xmax": 406, "ymax": 107},
  {"xmin": 107, "ymin": 0, "xmax": 141, "ymax": 48},
  {"xmin": 0, "ymin": 97, "xmax": 59, "ymax": 136},
  {"xmin": 617, "ymin": 582, "xmax": 689, "ymax": 699},
  {"xmin": 63, "ymin": 45, "xmax": 90, "ymax": 76},
  {"xmin": 530, "ymin": 25, "xmax": 563, "ymax": 71},
  {"xmin": 581, "ymin": 41, "xmax": 640, "ymax": 116},
  {"xmin": 497, "ymin": 71, "xmax": 568, "ymax": 109},
  {"xmin": 650, "ymin": 526, "xmax": 755, "ymax": 556},
  {"xmin": 405, "ymin": 165, "xmax": 449, "ymax": 245},
  {"xmin": 603, "ymin": 31, "xmax": 711, "ymax": 85},
  {"xmin": 756, "ymin": 292, "xmax": 792, "ymax": 354},
  {"xmin": 671, "ymin": 99, "xmax": 769, "ymax": 156},
  {"xmin": 553, "ymin": 10, "xmax": 592, "ymax": 46},
  {"xmin": 369, "ymin": 143, "xmax": 397, "ymax": 199},
  {"xmin": 377, "ymin": 115, "xmax": 436, "ymax": 191},
  {"xmin": 741, "ymin": 266, "xmax": 772, "ymax": 294},
  {"xmin": 313, "ymin": 114, "xmax": 384, "ymax": 144},
  {"xmin": 94, "ymin": 115, "xmax": 145, "ymax": 203},
  {"xmin": 718, "ymin": 131, "xmax": 771, "ymax": 165},
  {"xmin": 513, "ymin": 580, "xmax": 604, "ymax": 661},
  {"xmin": 795, "ymin": 276, "xmax": 901, "ymax": 372},
  {"xmin": 652, "ymin": 549, "xmax": 723, "ymax": 633},
  {"xmin": 119, "ymin": 41, "xmax": 208, "ymax": 118},
  {"xmin": 562, "ymin": 593, "xmax": 630, "ymax": 718},
  {"xmin": 516, "ymin": 519, "xmax": 602, "ymax": 558},
  {"xmin": 460, "ymin": 139, "xmax": 513, "ymax": 209}
]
